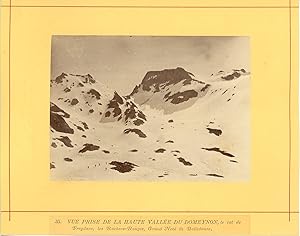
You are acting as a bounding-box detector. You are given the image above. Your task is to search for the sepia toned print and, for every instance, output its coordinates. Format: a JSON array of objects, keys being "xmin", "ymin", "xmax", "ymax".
[{"xmin": 50, "ymin": 36, "xmax": 250, "ymax": 180}]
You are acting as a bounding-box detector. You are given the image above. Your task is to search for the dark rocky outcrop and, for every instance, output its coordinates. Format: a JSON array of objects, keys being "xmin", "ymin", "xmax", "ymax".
[
  {"xmin": 206, "ymin": 173, "xmax": 224, "ymax": 178},
  {"xmin": 155, "ymin": 148, "xmax": 166, "ymax": 153},
  {"xmin": 213, "ymin": 69, "xmax": 248, "ymax": 81},
  {"xmin": 133, "ymin": 119, "xmax": 144, "ymax": 126},
  {"xmin": 165, "ymin": 140, "xmax": 174, "ymax": 143},
  {"xmin": 56, "ymin": 136, "xmax": 73, "ymax": 147},
  {"xmin": 50, "ymin": 162, "xmax": 56, "ymax": 169},
  {"xmin": 124, "ymin": 102, "xmax": 137, "ymax": 121},
  {"xmin": 137, "ymin": 111, "xmax": 146, "ymax": 120},
  {"xmin": 50, "ymin": 103, "xmax": 74, "ymax": 134},
  {"xmin": 53, "ymin": 73, "xmax": 67, "ymax": 84},
  {"xmin": 80, "ymin": 121, "xmax": 89, "ymax": 129},
  {"xmin": 70, "ymin": 98, "xmax": 79, "ymax": 105},
  {"xmin": 222, "ymin": 89, "xmax": 228, "ymax": 95},
  {"xmin": 82, "ymin": 74, "xmax": 96, "ymax": 84},
  {"xmin": 164, "ymin": 92, "xmax": 171, "ymax": 99},
  {"xmin": 105, "ymin": 92, "xmax": 124, "ymax": 117},
  {"xmin": 105, "ymin": 111, "xmax": 111, "ymax": 117},
  {"xmin": 74, "ymin": 124, "xmax": 84, "ymax": 131},
  {"xmin": 124, "ymin": 128, "xmax": 147, "ymax": 138},
  {"xmin": 165, "ymin": 90, "xmax": 198, "ymax": 104},
  {"xmin": 202, "ymin": 147, "xmax": 235, "ymax": 157},
  {"xmin": 110, "ymin": 161, "xmax": 138, "ymax": 173},
  {"xmin": 64, "ymin": 87, "xmax": 71, "ymax": 93},
  {"xmin": 178, "ymin": 157, "xmax": 192, "ymax": 166},
  {"xmin": 79, "ymin": 143, "xmax": 100, "ymax": 153},
  {"xmin": 207, "ymin": 128, "xmax": 222, "ymax": 136},
  {"xmin": 222, "ymin": 72, "xmax": 240, "ymax": 80},
  {"xmin": 123, "ymin": 102, "xmax": 146, "ymax": 125},
  {"xmin": 129, "ymin": 149, "xmax": 138, "ymax": 152},
  {"xmin": 50, "ymin": 102, "xmax": 70, "ymax": 118},
  {"xmin": 200, "ymin": 84, "xmax": 211, "ymax": 92},
  {"xmin": 87, "ymin": 89, "xmax": 101, "ymax": 100}
]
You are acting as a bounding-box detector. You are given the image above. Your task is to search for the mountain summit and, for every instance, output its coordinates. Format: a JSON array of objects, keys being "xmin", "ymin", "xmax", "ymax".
[
  {"xmin": 129, "ymin": 67, "xmax": 211, "ymax": 113},
  {"xmin": 133, "ymin": 67, "xmax": 196, "ymax": 93}
]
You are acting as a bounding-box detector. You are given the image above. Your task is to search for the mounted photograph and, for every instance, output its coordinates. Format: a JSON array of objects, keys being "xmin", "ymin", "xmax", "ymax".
[{"xmin": 50, "ymin": 36, "xmax": 250, "ymax": 181}]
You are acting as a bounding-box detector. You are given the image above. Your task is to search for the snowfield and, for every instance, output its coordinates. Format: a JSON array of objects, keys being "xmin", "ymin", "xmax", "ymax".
[{"xmin": 50, "ymin": 68, "xmax": 250, "ymax": 181}]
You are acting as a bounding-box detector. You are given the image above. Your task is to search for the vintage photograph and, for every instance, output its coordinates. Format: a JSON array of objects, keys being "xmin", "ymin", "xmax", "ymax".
[{"xmin": 50, "ymin": 36, "xmax": 250, "ymax": 181}]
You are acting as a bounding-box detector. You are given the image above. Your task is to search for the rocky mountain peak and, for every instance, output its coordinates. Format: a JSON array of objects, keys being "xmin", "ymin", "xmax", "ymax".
[
  {"xmin": 102, "ymin": 91, "xmax": 147, "ymax": 126},
  {"xmin": 137, "ymin": 67, "xmax": 197, "ymax": 94},
  {"xmin": 128, "ymin": 67, "xmax": 210, "ymax": 113}
]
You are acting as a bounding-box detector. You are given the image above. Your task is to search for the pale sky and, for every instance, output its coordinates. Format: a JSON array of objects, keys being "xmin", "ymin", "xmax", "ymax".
[{"xmin": 51, "ymin": 36, "xmax": 250, "ymax": 94}]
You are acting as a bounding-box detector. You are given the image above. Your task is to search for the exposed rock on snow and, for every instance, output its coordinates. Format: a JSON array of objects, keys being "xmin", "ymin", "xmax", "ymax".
[
  {"xmin": 79, "ymin": 144, "xmax": 100, "ymax": 153},
  {"xmin": 165, "ymin": 90, "xmax": 199, "ymax": 104},
  {"xmin": 70, "ymin": 98, "xmax": 79, "ymax": 105},
  {"xmin": 210, "ymin": 69, "xmax": 249, "ymax": 81},
  {"xmin": 50, "ymin": 162, "xmax": 56, "ymax": 169},
  {"xmin": 165, "ymin": 140, "xmax": 174, "ymax": 144},
  {"xmin": 50, "ymin": 103, "xmax": 74, "ymax": 134},
  {"xmin": 87, "ymin": 89, "xmax": 101, "ymax": 100},
  {"xmin": 206, "ymin": 128, "xmax": 222, "ymax": 136},
  {"xmin": 206, "ymin": 173, "xmax": 224, "ymax": 178},
  {"xmin": 155, "ymin": 148, "xmax": 166, "ymax": 153},
  {"xmin": 50, "ymin": 67, "xmax": 250, "ymax": 181},
  {"xmin": 124, "ymin": 128, "xmax": 147, "ymax": 138},
  {"xmin": 201, "ymin": 147, "xmax": 235, "ymax": 158},
  {"xmin": 110, "ymin": 161, "xmax": 138, "ymax": 173},
  {"xmin": 56, "ymin": 136, "xmax": 73, "ymax": 147},
  {"xmin": 129, "ymin": 149, "xmax": 138, "ymax": 152},
  {"xmin": 178, "ymin": 157, "xmax": 193, "ymax": 166}
]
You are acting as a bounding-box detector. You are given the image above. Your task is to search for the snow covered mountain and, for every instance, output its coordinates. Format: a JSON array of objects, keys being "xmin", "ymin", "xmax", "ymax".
[
  {"xmin": 50, "ymin": 68, "xmax": 250, "ymax": 181},
  {"xmin": 50, "ymin": 73, "xmax": 146, "ymax": 126},
  {"xmin": 129, "ymin": 67, "xmax": 211, "ymax": 113}
]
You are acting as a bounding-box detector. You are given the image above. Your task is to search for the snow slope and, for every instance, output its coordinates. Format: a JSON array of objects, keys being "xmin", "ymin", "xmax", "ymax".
[{"xmin": 50, "ymin": 68, "xmax": 250, "ymax": 181}]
